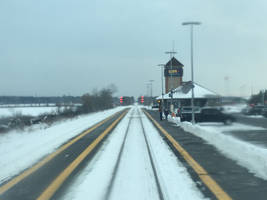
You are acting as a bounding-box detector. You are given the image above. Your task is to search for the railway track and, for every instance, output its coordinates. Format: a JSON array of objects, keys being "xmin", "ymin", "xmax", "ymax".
[{"xmin": 104, "ymin": 107, "xmax": 165, "ymax": 200}]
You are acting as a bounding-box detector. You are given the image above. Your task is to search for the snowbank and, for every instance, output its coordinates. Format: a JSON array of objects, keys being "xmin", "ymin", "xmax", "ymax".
[
  {"xmin": 174, "ymin": 120, "xmax": 267, "ymax": 180},
  {"xmin": 0, "ymin": 106, "xmax": 125, "ymax": 184}
]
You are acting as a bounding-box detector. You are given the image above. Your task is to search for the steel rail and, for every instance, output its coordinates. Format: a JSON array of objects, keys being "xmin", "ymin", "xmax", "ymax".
[
  {"xmin": 105, "ymin": 107, "xmax": 165, "ymax": 200},
  {"xmin": 104, "ymin": 109, "xmax": 135, "ymax": 200},
  {"xmin": 137, "ymin": 108, "xmax": 165, "ymax": 200}
]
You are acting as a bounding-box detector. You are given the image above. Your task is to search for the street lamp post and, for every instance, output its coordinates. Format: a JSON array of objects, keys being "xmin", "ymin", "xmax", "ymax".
[
  {"xmin": 149, "ymin": 80, "xmax": 154, "ymax": 106},
  {"xmin": 182, "ymin": 21, "xmax": 201, "ymax": 124},
  {"xmin": 157, "ymin": 64, "xmax": 165, "ymax": 110},
  {"xmin": 165, "ymin": 51, "xmax": 177, "ymax": 114},
  {"xmin": 146, "ymin": 82, "xmax": 150, "ymax": 97}
]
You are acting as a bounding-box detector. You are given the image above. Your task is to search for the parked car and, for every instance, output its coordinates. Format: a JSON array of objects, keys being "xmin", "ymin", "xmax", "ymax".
[
  {"xmin": 241, "ymin": 105, "xmax": 251, "ymax": 114},
  {"xmin": 181, "ymin": 107, "xmax": 236, "ymax": 125},
  {"xmin": 244, "ymin": 105, "xmax": 264, "ymax": 115},
  {"xmin": 262, "ymin": 106, "xmax": 267, "ymax": 117},
  {"xmin": 152, "ymin": 104, "xmax": 159, "ymax": 109},
  {"xmin": 181, "ymin": 106, "xmax": 201, "ymax": 114},
  {"xmin": 0, "ymin": 124, "xmax": 9, "ymax": 132},
  {"xmin": 175, "ymin": 106, "xmax": 201, "ymax": 117}
]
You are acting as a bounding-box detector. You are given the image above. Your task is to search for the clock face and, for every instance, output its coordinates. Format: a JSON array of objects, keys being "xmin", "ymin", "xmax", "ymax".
[
  {"xmin": 164, "ymin": 68, "xmax": 183, "ymax": 77},
  {"xmin": 168, "ymin": 69, "xmax": 178, "ymax": 74}
]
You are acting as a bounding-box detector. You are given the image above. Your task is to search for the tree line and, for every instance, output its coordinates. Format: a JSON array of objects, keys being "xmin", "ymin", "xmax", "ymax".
[
  {"xmin": 80, "ymin": 85, "xmax": 117, "ymax": 113},
  {"xmin": 0, "ymin": 96, "xmax": 81, "ymax": 105},
  {"xmin": 249, "ymin": 90, "xmax": 267, "ymax": 105}
]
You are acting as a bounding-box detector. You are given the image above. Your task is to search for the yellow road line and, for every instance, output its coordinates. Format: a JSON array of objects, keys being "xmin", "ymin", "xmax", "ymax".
[
  {"xmin": 0, "ymin": 110, "xmax": 126, "ymax": 195},
  {"xmin": 144, "ymin": 110, "xmax": 232, "ymax": 200},
  {"xmin": 37, "ymin": 110, "xmax": 127, "ymax": 200}
]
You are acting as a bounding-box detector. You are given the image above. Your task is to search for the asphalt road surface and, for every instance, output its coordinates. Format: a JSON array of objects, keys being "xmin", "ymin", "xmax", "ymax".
[
  {"xmin": 146, "ymin": 110, "xmax": 267, "ymax": 200},
  {"xmin": 233, "ymin": 113, "xmax": 267, "ymax": 129},
  {"xmin": 226, "ymin": 114, "xmax": 267, "ymax": 147}
]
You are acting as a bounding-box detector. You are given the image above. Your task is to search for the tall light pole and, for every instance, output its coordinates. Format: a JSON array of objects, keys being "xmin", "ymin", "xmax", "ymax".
[
  {"xmin": 182, "ymin": 21, "xmax": 201, "ymax": 124},
  {"xmin": 149, "ymin": 80, "xmax": 154, "ymax": 106},
  {"xmin": 157, "ymin": 64, "xmax": 165, "ymax": 110},
  {"xmin": 165, "ymin": 50, "xmax": 177, "ymax": 113},
  {"xmin": 146, "ymin": 83, "xmax": 150, "ymax": 97}
]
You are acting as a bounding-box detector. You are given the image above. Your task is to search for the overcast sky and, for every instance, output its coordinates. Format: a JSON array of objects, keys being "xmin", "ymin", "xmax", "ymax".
[{"xmin": 1, "ymin": 0, "xmax": 267, "ymax": 97}]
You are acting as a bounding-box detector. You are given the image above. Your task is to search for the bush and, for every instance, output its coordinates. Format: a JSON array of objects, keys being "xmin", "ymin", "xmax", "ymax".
[{"xmin": 81, "ymin": 86, "xmax": 116, "ymax": 113}]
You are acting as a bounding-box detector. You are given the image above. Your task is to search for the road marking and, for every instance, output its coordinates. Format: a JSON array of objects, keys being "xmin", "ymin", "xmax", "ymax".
[
  {"xmin": 144, "ymin": 110, "xmax": 232, "ymax": 200},
  {"xmin": 37, "ymin": 110, "xmax": 127, "ymax": 200},
  {"xmin": 0, "ymin": 110, "xmax": 126, "ymax": 195}
]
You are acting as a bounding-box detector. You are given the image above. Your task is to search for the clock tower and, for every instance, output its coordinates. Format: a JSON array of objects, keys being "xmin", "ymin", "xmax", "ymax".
[{"xmin": 164, "ymin": 57, "xmax": 184, "ymax": 93}]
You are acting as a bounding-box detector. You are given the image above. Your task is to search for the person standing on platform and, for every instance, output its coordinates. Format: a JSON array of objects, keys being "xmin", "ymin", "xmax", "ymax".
[
  {"xmin": 159, "ymin": 105, "xmax": 163, "ymax": 121},
  {"xmin": 164, "ymin": 108, "xmax": 169, "ymax": 120}
]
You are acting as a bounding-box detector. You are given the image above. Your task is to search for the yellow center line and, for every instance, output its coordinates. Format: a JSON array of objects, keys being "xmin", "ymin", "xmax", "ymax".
[
  {"xmin": 0, "ymin": 109, "xmax": 126, "ymax": 195},
  {"xmin": 37, "ymin": 110, "xmax": 127, "ymax": 200},
  {"xmin": 143, "ymin": 110, "xmax": 233, "ymax": 200}
]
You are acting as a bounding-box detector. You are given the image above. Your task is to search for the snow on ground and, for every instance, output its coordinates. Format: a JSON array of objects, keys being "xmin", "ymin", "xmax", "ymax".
[
  {"xmin": 0, "ymin": 106, "xmax": 126, "ymax": 184},
  {"xmin": 109, "ymin": 109, "xmax": 160, "ymax": 200},
  {"xmin": 222, "ymin": 104, "xmax": 247, "ymax": 114},
  {"xmin": 141, "ymin": 109, "xmax": 207, "ymax": 200},
  {"xmin": 169, "ymin": 117, "xmax": 267, "ymax": 180},
  {"xmin": 60, "ymin": 106, "xmax": 207, "ymax": 200},
  {"xmin": 60, "ymin": 108, "xmax": 133, "ymax": 200},
  {"xmin": 0, "ymin": 107, "xmax": 58, "ymax": 118},
  {"xmin": 0, "ymin": 104, "xmax": 57, "ymax": 107},
  {"xmin": 243, "ymin": 115, "xmax": 264, "ymax": 118},
  {"xmin": 195, "ymin": 122, "xmax": 266, "ymax": 132}
]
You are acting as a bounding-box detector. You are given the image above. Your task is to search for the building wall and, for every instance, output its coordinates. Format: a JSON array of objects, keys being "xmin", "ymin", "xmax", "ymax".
[
  {"xmin": 164, "ymin": 65, "xmax": 183, "ymax": 93},
  {"xmin": 165, "ymin": 77, "xmax": 182, "ymax": 93},
  {"xmin": 163, "ymin": 98, "xmax": 221, "ymax": 110}
]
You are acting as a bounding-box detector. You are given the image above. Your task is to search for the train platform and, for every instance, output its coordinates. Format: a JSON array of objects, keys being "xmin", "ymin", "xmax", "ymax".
[{"xmin": 145, "ymin": 109, "xmax": 267, "ymax": 200}]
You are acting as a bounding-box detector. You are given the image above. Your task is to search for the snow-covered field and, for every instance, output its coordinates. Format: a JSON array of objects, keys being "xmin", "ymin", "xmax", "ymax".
[
  {"xmin": 169, "ymin": 117, "xmax": 267, "ymax": 180},
  {"xmin": 60, "ymin": 107, "xmax": 206, "ymax": 200},
  {"xmin": 0, "ymin": 107, "xmax": 58, "ymax": 118},
  {"xmin": 0, "ymin": 106, "xmax": 125, "ymax": 184}
]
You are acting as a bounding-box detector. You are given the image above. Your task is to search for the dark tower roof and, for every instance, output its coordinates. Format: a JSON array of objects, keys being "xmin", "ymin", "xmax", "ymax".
[{"xmin": 165, "ymin": 57, "xmax": 184, "ymax": 67}]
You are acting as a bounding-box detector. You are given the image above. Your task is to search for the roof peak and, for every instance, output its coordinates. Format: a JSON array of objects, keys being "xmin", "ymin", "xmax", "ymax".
[{"xmin": 165, "ymin": 57, "xmax": 184, "ymax": 67}]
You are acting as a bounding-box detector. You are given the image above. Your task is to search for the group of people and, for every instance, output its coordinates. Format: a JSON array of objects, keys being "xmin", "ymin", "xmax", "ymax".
[
  {"xmin": 159, "ymin": 106, "xmax": 182, "ymax": 121},
  {"xmin": 159, "ymin": 107, "xmax": 169, "ymax": 121}
]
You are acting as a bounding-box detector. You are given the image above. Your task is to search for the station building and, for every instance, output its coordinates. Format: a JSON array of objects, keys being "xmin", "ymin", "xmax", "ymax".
[{"xmin": 157, "ymin": 57, "xmax": 220, "ymax": 110}]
